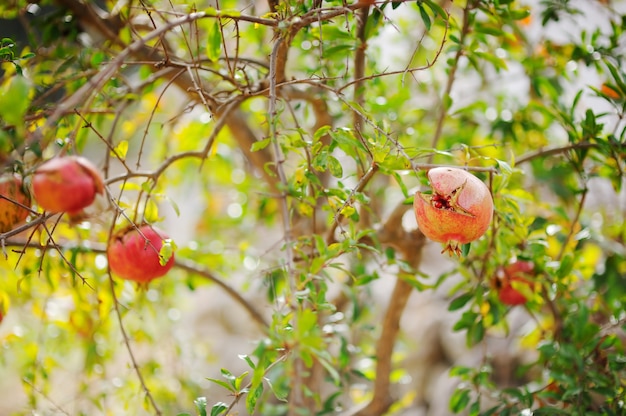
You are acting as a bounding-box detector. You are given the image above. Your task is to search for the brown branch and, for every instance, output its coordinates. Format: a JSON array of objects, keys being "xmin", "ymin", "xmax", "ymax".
[
  {"xmin": 175, "ymin": 258, "xmax": 269, "ymax": 329},
  {"xmin": 515, "ymin": 141, "xmax": 599, "ymax": 165},
  {"xmin": 51, "ymin": 0, "xmax": 280, "ymax": 194},
  {"xmin": 21, "ymin": 7, "xmax": 208, "ymax": 159},
  {"xmin": 352, "ymin": 4, "xmax": 370, "ymax": 137},
  {"xmin": 2, "ymin": 238, "xmax": 268, "ymax": 329}
]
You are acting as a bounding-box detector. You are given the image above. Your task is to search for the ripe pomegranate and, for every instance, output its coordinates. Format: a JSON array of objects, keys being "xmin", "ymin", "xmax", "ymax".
[
  {"xmin": 413, "ymin": 167, "xmax": 493, "ymax": 256},
  {"xmin": 496, "ymin": 260, "xmax": 536, "ymax": 306},
  {"xmin": 0, "ymin": 174, "xmax": 31, "ymax": 233},
  {"xmin": 32, "ymin": 156, "xmax": 104, "ymax": 215},
  {"xmin": 107, "ymin": 225, "xmax": 175, "ymax": 283}
]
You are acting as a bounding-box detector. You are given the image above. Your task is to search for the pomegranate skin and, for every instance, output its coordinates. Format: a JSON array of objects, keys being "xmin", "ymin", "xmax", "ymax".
[
  {"xmin": 414, "ymin": 167, "xmax": 493, "ymax": 255},
  {"xmin": 32, "ymin": 156, "xmax": 104, "ymax": 215},
  {"xmin": 107, "ymin": 225, "xmax": 175, "ymax": 283},
  {"xmin": 0, "ymin": 174, "xmax": 31, "ymax": 233},
  {"xmin": 497, "ymin": 261, "xmax": 535, "ymax": 306}
]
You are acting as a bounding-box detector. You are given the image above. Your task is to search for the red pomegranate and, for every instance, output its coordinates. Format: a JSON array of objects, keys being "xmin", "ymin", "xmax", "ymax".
[
  {"xmin": 0, "ymin": 174, "xmax": 31, "ymax": 233},
  {"xmin": 107, "ymin": 225, "xmax": 175, "ymax": 283},
  {"xmin": 32, "ymin": 156, "xmax": 104, "ymax": 215},
  {"xmin": 414, "ymin": 167, "xmax": 493, "ymax": 256},
  {"xmin": 496, "ymin": 260, "xmax": 536, "ymax": 306}
]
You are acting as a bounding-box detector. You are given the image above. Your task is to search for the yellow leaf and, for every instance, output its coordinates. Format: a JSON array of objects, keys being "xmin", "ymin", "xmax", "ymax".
[{"xmin": 112, "ymin": 140, "xmax": 129, "ymax": 160}]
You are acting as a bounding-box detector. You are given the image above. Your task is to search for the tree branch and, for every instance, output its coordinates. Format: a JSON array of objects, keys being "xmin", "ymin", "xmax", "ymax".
[{"xmin": 1, "ymin": 238, "xmax": 268, "ymax": 329}]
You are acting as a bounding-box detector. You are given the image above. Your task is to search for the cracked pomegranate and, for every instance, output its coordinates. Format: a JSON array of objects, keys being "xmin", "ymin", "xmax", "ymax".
[
  {"xmin": 107, "ymin": 225, "xmax": 175, "ymax": 283},
  {"xmin": 32, "ymin": 156, "xmax": 104, "ymax": 215},
  {"xmin": 496, "ymin": 260, "xmax": 536, "ymax": 306},
  {"xmin": 0, "ymin": 174, "xmax": 31, "ymax": 233},
  {"xmin": 413, "ymin": 167, "xmax": 493, "ymax": 256}
]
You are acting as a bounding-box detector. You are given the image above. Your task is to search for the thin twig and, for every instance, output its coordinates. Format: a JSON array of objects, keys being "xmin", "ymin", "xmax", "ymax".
[
  {"xmin": 557, "ymin": 187, "xmax": 588, "ymax": 261},
  {"xmin": 516, "ymin": 141, "xmax": 599, "ymax": 165},
  {"xmin": 326, "ymin": 162, "xmax": 379, "ymax": 244},
  {"xmin": 108, "ymin": 274, "xmax": 163, "ymax": 415},
  {"xmin": 175, "ymin": 258, "xmax": 269, "ymax": 328},
  {"xmin": 22, "ymin": 379, "xmax": 71, "ymax": 416},
  {"xmin": 428, "ymin": 2, "xmax": 473, "ymax": 160},
  {"xmin": 2, "ymin": 237, "xmax": 268, "ymax": 330},
  {"xmin": 26, "ymin": 9, "xmax": 210, "ymax": 152}
]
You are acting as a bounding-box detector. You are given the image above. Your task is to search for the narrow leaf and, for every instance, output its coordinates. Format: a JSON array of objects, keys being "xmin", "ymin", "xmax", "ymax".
[
  {"xmin": 194, "ymin": 397, "xmax": 208, "ymax": 416},
  {"xmin": 206, "ymin": 19, "xmax": 222, "ymax": 62}
]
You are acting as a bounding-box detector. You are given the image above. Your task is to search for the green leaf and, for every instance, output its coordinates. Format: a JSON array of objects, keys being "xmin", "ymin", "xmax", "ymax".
[
  {"xmin": 234, "ymin": 371, "xmax": 249, "ymax": 390},
  {"xmin": 0, "ymin": 74, "xmax": 31, "ymax": 127},
  {"xmin": 327, "ymin": 155, "xmax": 343, "ymax": 178},
  {"xmin": 557, "ymin": 254, "xmax": 574, "ymax": 278},
  {"xmin": 313, "ymin": 125, "xmax": 332, "ymax": 142},
  {"xmin": 418, "ymin": 4, "xmax": 431, "ymax": 30},
  {"xmin": 159, "ymin": 239, "xmax": 176, "ymax": 266},
  {"xmin": 423, "ymin": 0, "xmax": 446, "ymax": 18},
  {"xmin": 449, "ymin": 388, "xmax": 470, "ymax": 413},
  {"xmin": 461, "ymin": 243, "xmax": 471, "ymax": 257},
  {"xmin": 264, "ymin": 376, "xmax": 288, "ymax": 402},
  {"xmin": 206, "ymin": 19, "xmax": 222, "ymax": 62},
  {"xmin": 449, "ymin": 293, "xmax": 473, "ymax": 311},
  {"xmin": 239, "ymin": 354, "xmax": 256, "ymax": 370},
  {"xmin": 209, "ymin": 402, "xmax": 227, "ymax": 416},
  {"xmin": 194, "ymin": 397, "xmax": 208, "ymax": 416},
  {"xmin": 206, "ymin": 378, "xmax": 236, "ymax": 392},
  {"xmin": 251, "ymin": 137, "xmax": 271, "ymax": 152},
  {"xmin": 246, "ymin": 383, "xmax": 263, "ymax": 414},
  {"xmin": 449, "ymin": 366, "xmax": 471, "ymax": 378},
  {"xmin": 391, "ymin": 171, "xmax": 409, "ymax": 198}
]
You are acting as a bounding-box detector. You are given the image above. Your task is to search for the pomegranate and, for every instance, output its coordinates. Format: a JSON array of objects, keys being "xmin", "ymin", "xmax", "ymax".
[
  {"xmin": 413, "ymin": 167, "xmax": 493, "ymax": 256},
  {"xmin": 107, "ymin": 225, "xmax": 175, "ymax": 283},
  {"xmin": 0, "ymin": 174, "xmax": 31, "ymax": 233},
  {"xmin": 496, "ymin": 260, "xmax": 536, "ymax": 306},
  {"xmin": 32, "ymin": 156, "xmax": 104, "ymax": 215}
]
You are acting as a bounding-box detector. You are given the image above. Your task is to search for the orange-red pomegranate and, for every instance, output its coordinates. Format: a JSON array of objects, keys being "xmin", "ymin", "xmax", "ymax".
[
  {"xmin": 32, "ymin": 156, "xmax": 104, "ymax": 215},
  {"xmin": 414, "ymin": 167, "xmax": 493, "ymax": 256},
  {"xmin": 496, "ymin": 260, "xmax": 536, "ymax": 306},
  {"xmin": 0, "ymin": 174, "xmax": 31, "ymax": 233},
  {"xmin": 107, "ymin": 225, "xmax": 175, "ymax": 283}
]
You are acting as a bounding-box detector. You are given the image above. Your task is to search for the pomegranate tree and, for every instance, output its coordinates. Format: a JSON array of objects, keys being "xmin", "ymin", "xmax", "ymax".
[
  {"xmin": 0, "ymin": 174, "xmax": 31, "ymax": 233},
  {"xmin": 107, "ymin": 225, "xmax": 175, "ymax": 283},
  {"xmin": 413, "ymin": 167, "xmax": 493, "ymax": 256},
  {"xmin": 32, "ymin": 156, "xmax": 104, "ymax": 215},
  {"xmin": 495, "ymin": 260, "xmax": 536, "ymax": 306}
]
